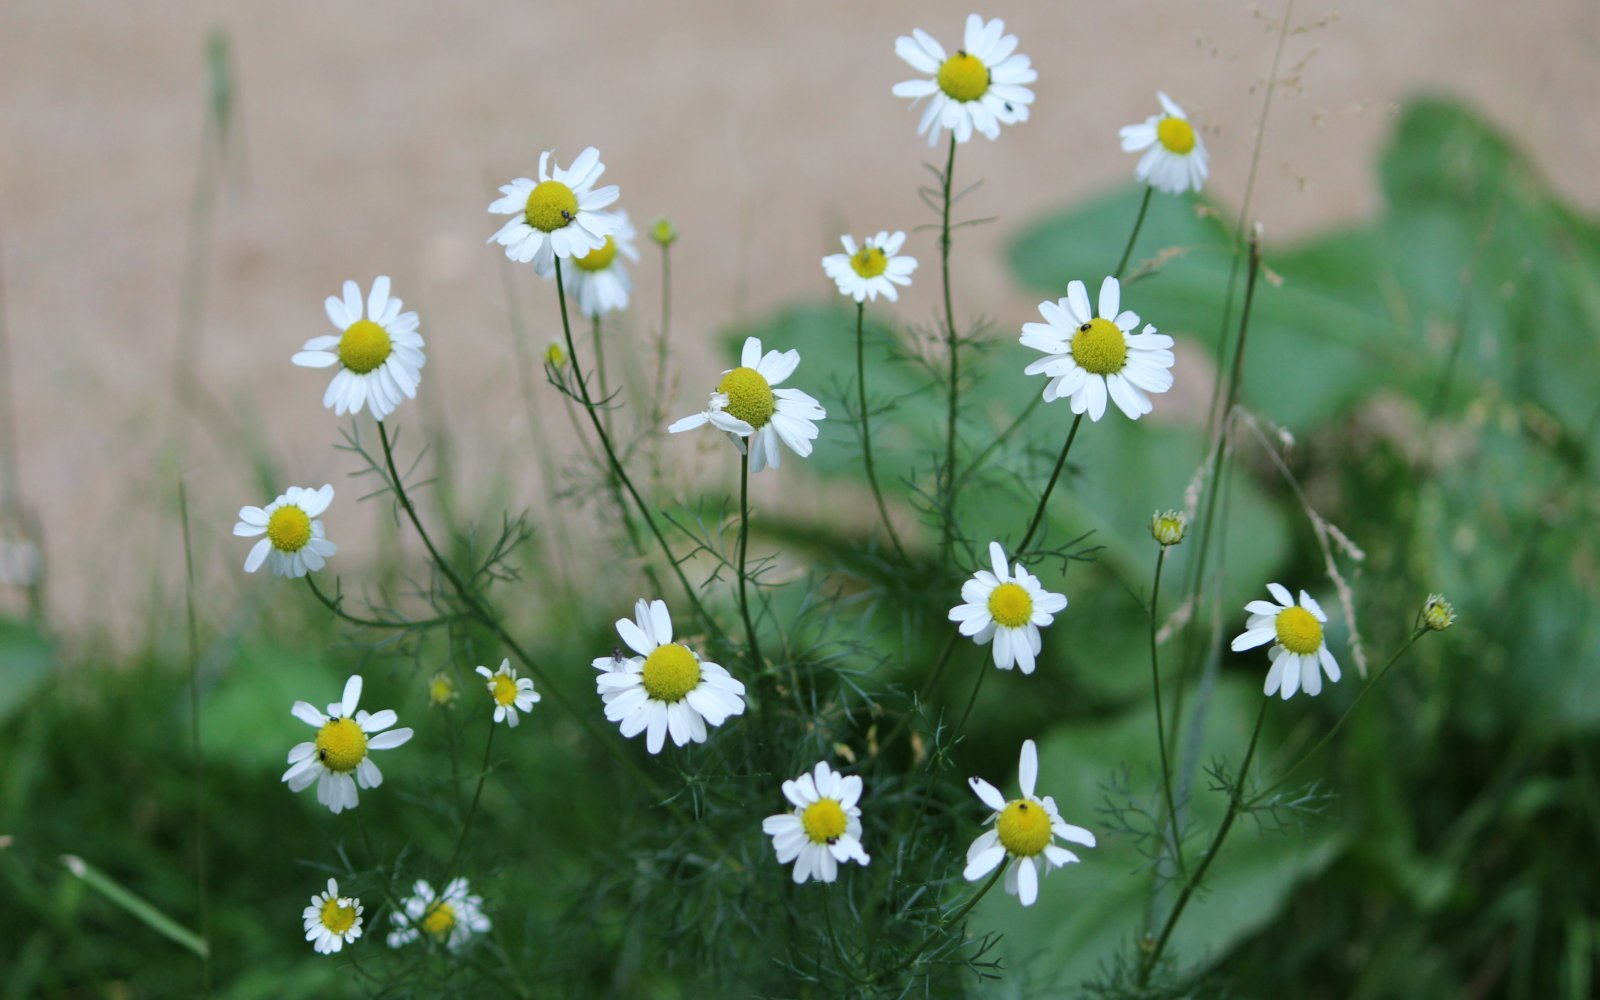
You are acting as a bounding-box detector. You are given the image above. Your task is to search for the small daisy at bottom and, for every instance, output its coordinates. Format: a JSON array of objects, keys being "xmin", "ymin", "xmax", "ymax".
[
  {"xmin": 965, "ymin": 739, "xmax": 1095, "ymax": 906},
  {"xmin": 303, "ymin": 877, "xmax": 363, "ymax": 955},
  {"xmin": 762, "ymin": 761, "xmax": 870, "ymax": 884},
  {"xmin": 387, "ymin": 878, "xmax": 491, "ymax": 951}
]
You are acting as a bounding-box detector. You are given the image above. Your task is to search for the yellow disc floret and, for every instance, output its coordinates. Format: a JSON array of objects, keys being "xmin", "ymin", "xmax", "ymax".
[
  {"xmin": 573, "ymin": 236, "xmax": 618, "ymax": 272},
  {"xmin": 987, "ymin": 582, "xmax": 1034, "ymax": 629},
  {"xmin": 320, "ymin": 896, "xmax": 358, "ymax": 935},
  {"xmin": 314, "ymin": 717, "xmax": 368, "ymax": 773},
  {"xmin": 490, "ymin": 671, "xmax": 519, "ymax": 707},
  {"xmin": 524, "ymin": 180, "xmax": 578, "ymax": 232},
  {"xmin": 1157, "ymin": 116, "xmax": 1196, "ymax": 154},
  {"xmin": 716, "ymin": 366, "xmax": 776, "ymax": 429},
  {"xmin": 1070, "ymin": 318, "xmax": 1128, "ymax": 376},
  {"xmin": 641, "ymin": 643, "xmax": 701, "ymax": 703},
  {"xmin": 1275, "ymin": 606, "xmax": 1324, "ymax": 655},
  {"xmin": 429, "ymin": 674, "xmax": 457, "ymax": 706},
  {"xmin": 937, "ymin": 51, "xmax": 990, "ymax": 102},
  {"xmin": 997, "ymin": 799, "xmax": 1052, "ymax": 857},
  {"xmin": 850, "ymin": 246, "xmax": 888, "ymax": 279},
  {"xmin": 266, "ymin": 506, "xmax": 312, "ymax": 553},
  {"xmin": 338, "ymin": 319, "xmax": 392, "ymax": 375},
  {"xmin": 422, "ymin": 900, "xmax": 456, "ymax": 938},
  {"xmin": 801, "ymin": 798, "xmax": 848, "ymax": 845}
]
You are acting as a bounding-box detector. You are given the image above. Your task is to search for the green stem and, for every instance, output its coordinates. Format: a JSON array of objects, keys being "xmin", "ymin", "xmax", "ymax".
[
  {"xmin": 1015, "ymin": 412, "xmax": 1085, "ymax": 556},
  {"xmin": 592, "ymin": 311, "xmax": 613, "ymax": 438},
  {"xmin": 737, "ymin": 451, "xmax": 764, "ymax": 673},
  {"xmin": 445, "ymin": 723, "xmax": 496, "ymax": 876},
  {"xmin": 176, "ymin": 480, "xmax": 211, "ymax": 991},
  {"xmin": 876, "ymin": 630, "xmax": 960, "ymax": 754},
  {"xmin": 882, "ymin": 859, "xmax": 1008, "ymax": 979},
  {"xmin": 304, "ymin": 574, "xmax": 452, "ymax": 630},
  {"xmin": 855, "ymin": 301, "xmax": 908, "ymax": 560},
  {"xmin": 938, "ymin": 134, "xmax": 960, "ymax": 564},
  {"xmin": 1147, "ymin": 546, "xmax": 1186, "ymax": 882},
  {"xmin": 1114, "ymin": 187, "xmax": 1154, "ymax": 279}
]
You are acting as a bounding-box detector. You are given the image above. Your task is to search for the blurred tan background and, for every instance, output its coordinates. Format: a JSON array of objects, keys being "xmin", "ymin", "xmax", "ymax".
[{"xmin": 2, "ymin": 1, "xmax": 1597, "ymax": 635}]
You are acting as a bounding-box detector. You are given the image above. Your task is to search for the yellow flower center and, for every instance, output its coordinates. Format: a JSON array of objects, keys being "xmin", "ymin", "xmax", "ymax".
[
  {"xmin": 716, "ymin": 366, "xmax": 776, "ymax": 429},
  {"xmin": 544, "ymin": 342, "xmax": 567, "ymax": 367},
  {"xmin": 1275, "ymin": 606, "xmax": 1324, "ymax": 655},
  {"xmin": 422, "ymin": 900, "xmax": 456, "ymax": 938},
  {"xmin": 523, "ymin": 179, "xmax": 578, "ymax": 233},
  {"xmin": 266, "ymin": 506, "xmax": 312, "ymax": 553},
  {"xmin": 490, "ymin": 672, "xmax": 520, "ymax": 707},
  {"xmin": 850, "ymin": 246, "xmax": 888, "ymax": 279},
  {"xmin": 429, "ymin": 675, "xmax": 456, "ymax": 706},
  {"xmin": 338, "ymin": 319, "xmax": 392, "ymax": 375},
  {"xmin": 319, "ymin": 896, "xmax": 358, "ymax": 935},
  {"xmin": 987, "ymin": 582, "xmax": 1034, "ymax": 629},
  {"xmin": 641, "ymin": 643, "xmax": 701, "ymax": 703},
  {"xmin": 937, "ymin": 51, "xmax": 990, "ymax": 102},
  {"xmin": 314, "ymin": 717, "xmax": 368, "ymax": 773},
  {"xmin": 1070, "ymin": 318, "xmax": 1128, "ymax": 376},
  {"xmin": 573, "ymin": 236, "xmax": 618, "ymax": 272},
  {"xmin": 1157, "ymin": 116, "xmax": 1196, "ymax": 154},
  {"xmin": 801, "ymin": 798, "xmax": 848, "ymax": 845},
  {"xmin": 997, "ymin": 799, "xmax": 1052, "ymax": 858},
  {"xmin": 1151, "ymin": 511, "xmax": 1186, "ymax": 547}
]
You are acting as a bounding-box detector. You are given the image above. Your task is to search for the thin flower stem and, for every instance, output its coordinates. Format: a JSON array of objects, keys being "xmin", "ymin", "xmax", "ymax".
[
  {"xmin": 855, "ymin": 301, "xmax": 908, "ymax": 560},
  {"xmin": 938, "ymin": 134, "xmax": 961, "ymax": 564},
  {"xmin": 1147, "ymin": 546, "xmax": 1187, "ymax": 881},
  {"xmin": 876, "ymin": 629, "xmax": 960, "ymax": 754},
  {"xmin": 881, "ymin": 859, "xmax": 1008, "ymax": 979},
  {"xmin": 1114, "ymin": 186, "xmax": 1154, "ymax": 279},
  {"xmin": 303, "ymin": 574, "xmax": 452, "ymax": 630},
  {"xmin": 176, "ymin": 479, "xmax": 211, "ymax": 993},
  {"xmin": 1015, "ymin": 412, "xmax": 1085, "ymax": 556},
  {"xmin": 591, "ymin": 311, "xmax": 613, "ymax": 439},
  {"xmin": 651, "ymin": 242, "xmax": 673, "ymax": 426},
  {"xmin": 445, "ymin": 723, "xmax": 496, "ymax": 877},
  {"xmin": 737, "ymin": 451, "xmax": 764, "ymax": 673},
  {"xmin": 951, "ymin": 655, "xmax": 989, "ymax": 745}
]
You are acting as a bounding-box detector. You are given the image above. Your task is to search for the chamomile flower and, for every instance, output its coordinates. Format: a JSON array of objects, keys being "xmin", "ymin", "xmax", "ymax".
[
  {"xmin": 821, "ymin": 231, "xmax": 918, "ymax": 303},
  {"xmin": 761, "ymin": 761, "xmax": 870, "ymax": 884},
  {"xmin": 303, "ymin": 878, "xmax": 363, "ymax": 955},
  {"xmin": 428, "ymin": 672, "xmax": 459, "ymax": 707},
  {"xmin": 282, "ymin": 675, "xmax": 413, "ymax": 814},
  {"xmin": 475, "ymin": 658, "xmax": 540, "ymax": 727},
  {"xmin": 1231, "ymin": 583, "xmax": 1342, "ymax": 699},
  {"xmin": 1021, "ymin": 276, "xmax": 1175, "ymax": 422},
  {"xmin": 948, "ymin": 542, "xmax": 1067, "ymax": 675},
  {"xmin": 893, "ymin": 14, "xmax": 1037, "ymax": 147},
  {"xmin": 668, "ymin": 337, "xmax": 826, "ymax": 473},
  {"xmin": 965, "ymin": 739, "xmax": 1095, "ymax": 906},
  {"xmin": 234, "ymin": 484, "xmax": 337, "ymax": 578},
  {"xmin": 386, "ymin": 878, "xmax": 490, "ymax": 951},
  {"xmin": 292, "ymin": 277, "xmax": 426, "ymax": 422},
  {"xmin": 592, "ymin": 598, "xmax": 746, "ymax": 754},
  {"xmin": 488, "ymin": 147, "xmax": 622, "ymax": 272},
  {"xmin": 558, "ymin": 210, "xmax": 639, "ymax": 316},
  {"xmin": 1120, "ymin": 91, "xmax": 1209, "ymax": 195}
]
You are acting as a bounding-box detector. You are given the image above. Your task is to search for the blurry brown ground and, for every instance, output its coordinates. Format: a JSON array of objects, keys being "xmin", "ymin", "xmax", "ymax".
[{"xmin": 2, "ymin": 1, "xmax": 1597, "ymax": 635}]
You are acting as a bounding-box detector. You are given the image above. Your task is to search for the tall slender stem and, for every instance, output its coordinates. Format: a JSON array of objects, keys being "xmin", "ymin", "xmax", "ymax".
[
  {"xmin": 938, "ymin": 135, "xmax": 961, "ymax": 563},
  {"xmin": 881, "ymin": 860, "xmax": 1008, "ymax": 980},
  {"xmin": 855, "ymin": 301, "xmax": 908, "ymax": 560},
  {"xmin": 1015, "ymin": 412, "xmax": 1085, "ymax": 556},
  {"xmin": 591, "ymin": 311, "xmax": 613, "ymax": 439},
  {"xmin": 1114, "ymin": 187, "xmax": 1154, "ymax": 280},
  {"xmin": 177, "ymin": 479, "xmax": 210, "ymax": 994},
  {"xmin": 304, "ymin": 574, "xmax": 451, "ymax": 630},
  {"xmin": 446, "ymin": 724, "xmax": 497, "ymax": 876},
  {"xmin": 1147, "ymin": 547, "xmax": 1186, "ymax": 881},
  {"xmin": 737, "ymin": 451, "xmax": 763, "ymax": 673}
]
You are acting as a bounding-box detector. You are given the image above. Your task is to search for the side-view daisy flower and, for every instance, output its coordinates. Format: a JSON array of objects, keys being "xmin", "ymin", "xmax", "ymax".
[
  {"xmin": 282, "ymin": 675, "xmax": 413, "ymax": 814},
  {"xmin": 948, "ymin": 541, "xmax": 1067, "ymax": 675},
  {"xmin": 488, "ymin": 147, "xmax": 621, "ymax": 272},
  {"xmin": 292, "ymin": 277, "xmax": 426, "ymax": 422},
  {"xmin": 667, "ymin": 336, "xmax": 826, "ymax": 473},
  {"xmin": 234, "ymin": 484, "xmax": 337, "ymax": 578},
  {"xmin": 303, "ymin": 878, "xmax": 364, "ymax": 955},
  {"xmin": 1119, "ymin": 91, "xmax": 1209, "ymax": 195},
  {"xmin": 965, "ymin": 739, "xmax": 1095, "ymax": 906},
  {"xmin": 475, "ymin": 658, "xmax": 540, "ymax": 727},
  {"xmin": 1231, "ymin": 583, "xmax": 1341, "ymax": 699},
  {"xmin": 1021, "ymin": 276, "xmax": 1175, "ymax": 421},
  {"xmin": 821, "ymin": 231, "xmax": 918, "ymax": 303},
  {"xmin": 893, "ymin": 14, "xmax": 1037, "ymax": 147},
  {"xmin": 592, "ymin": 598, "xmax": 746, "ymax": 754},
  {"xmin": 386, "ymin": 878, "xmax": 490, "ymax": 951},
  {"xmin": 761, "ymin": 761, "xmax": 871, "ymax": 884},
  {"xmin": 559, "ymin": 209, "xmax": 639, "ymax": 316}
]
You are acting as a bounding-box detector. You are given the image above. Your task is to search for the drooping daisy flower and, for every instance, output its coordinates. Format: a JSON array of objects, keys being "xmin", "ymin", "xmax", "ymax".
[
  {"xmin": 386, "ymin": 877, "xmax": 490, "ymax": 952},
  {"xmin": 893, "ymin": 14, "xmax": 1037, "ymax": 147},
  {"xmin": 303, "ymin": 878, "xmax": 364, "ymax": 955},
  {"xmin": 667, "ymin": 336, "xmax": 826, "ymax": 473},
  {"xmin": 292, "ymin": 277, "xmax": 426, "ymax": 422},
  {"xmin": 558, "ymin": 210, "xmax": 639, "ymax": 316},
  {"xmin": 965, "ymin": 739, "xmax": 1095, "ymax": 906},
  {"xmin": 761, "ymin": 761, "xmax": 870, "ymax": 884},
  {"xmin": 475, "ymin": 658, "xmax": 540, "ymax": 727},
  {"xmin": 487, "ymin": 147, "xmax": 622, "ymax": 272},
  {"xmin": 1231, "ymin": 583, "xmax": 1342, "ymax": 699},
  {"xmin": 1021, "ymin": 276, "xmax": 1175, "ymax": 422},
  {"xmin": 592, "ymin": 598, "xmax": 746, "ymax": 754},
  {"xmin": 948, "ymin": 541, "xmax": 1067, "ymax": 675},
  {"xmin": 1119, "ymin": 91, "xmax": 1209, "ymax": 195},
  {"xmin": 821, "ymin": 231, "xmax": 918, "ymax": 303},
  {"xmin": 234, "ymin": 484, "xmax": 337, "ymax": 578},
  {"xmin": 282, "ymin": 675, "xmax": 414, "ymax": 814}
]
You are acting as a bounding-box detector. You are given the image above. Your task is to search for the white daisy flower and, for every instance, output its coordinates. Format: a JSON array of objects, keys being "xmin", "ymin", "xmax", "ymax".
[
  {"xmin": 1231, "ymin": 583, "xmax": 1342, "ymax": 700},
  {"xmin": 761, "ymin": 761, "xmax": 871, "ymax": 884},
  {"xmin": 667, "ymin": 336, "xmax": 827, "ymax": 473},
  {"xmin": 233, "ymin": 484, "xmax": 337, "ymax": 578},
  {"xmin": 821, "ymin": 230, "xmax": 918, "ymax": 303},
  {"xmin": 281, "ymin": 675, "xmax": 414, "ymax": 814},
  {"xmin": 893, "ymin": 14, "xmax": 1037, "ymax": 147},
  {"xmin": 558, "ymin": 210, "xmax": 639, "ymax": 316},
  {"xmin": 592, "ymin": 598, "xmax": 746, "ymax": 755},
  {"xmin": 1021, "ymin": 276, "xmax": 1176, "ymax": 422},
  {"xmin": 386, "ymin": 877, "xmax": 491, "ymax": 951},
  {"xmin": 292, "ymin": 277, "xmax": 426, "ymax": 422},
  {"xmin": 965, "ymin": 739, "xmax": 1095, "ymax": 907},
  {"xmin": 475, "ymin": 658, "xmax": 540, "ymax": 727},
  {"xmin": 1119, "ymin": 91, "xmax": 1209, "ymax": 195},
  {"xmin": 303, "ymin": 878, "xmax": 364, "ymax": 955},
  {"xmin": 948, "ymin": 542, "xmax": 1068, "ymax": 675},
  {"xmin": 487, "ymin": 147, "xmax": 622, "ymax": 272}
]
